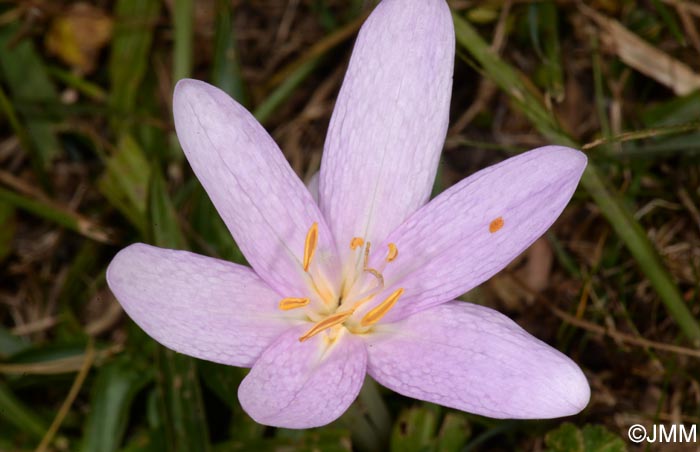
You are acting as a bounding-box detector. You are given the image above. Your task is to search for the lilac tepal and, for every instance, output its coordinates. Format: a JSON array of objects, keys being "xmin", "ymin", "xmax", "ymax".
[{"xmin": 107, "ymin": 0, "xmax": 590, "ymax": 428}]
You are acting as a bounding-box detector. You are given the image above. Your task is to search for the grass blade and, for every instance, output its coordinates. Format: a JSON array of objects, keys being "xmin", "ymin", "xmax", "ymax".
[
  {"xmin": 35, "ymin": 341, "xmax": 95, "ymax": 452},
  {"xmin": 528, "ymin": 1, "xmax": 564, "ymax": 102},
  {"xmin": 109, "ymin": 0, "xmax": 161, "ymax": 131},
  {"xmin": 452, "ymin": 12, "xmax": 700, "ymax": 344},
  {"xmin": 0, "ymin": 380, "xmax": 48, "ymax": 440},
  {"xmin": 0, "ymin": 24, "xmax": 61, "ymax": 170},
  {"xmin": 148, "ymin": 167, "xmax": 210, "ymax": 452},
  {"xmin": 0, "ymin": 200, "xmax": 15, "ymax": 263},
  {"xmin": 155, "ymin": 349, "xmax": 211, "ymax": 452},
  {"xmin": 211, "ymin": 0, "xmax": 247, "ymax": 104},
  {"xmin": 148, "ymin": 167, "xmax": 186, "ymax": 249},
  {"xmin": 172, "ymin": 0, "xmax": 193, "ymax": 84},
  {"xmin": 81, "ymin": 357, "xmax": 153, "ymax": 452},
  {"xmin": 253, "ymin": 11, "xmax": 368, "ymax": 124},
  {"xmin": 0, "ymin": 186, "xmax": 113, "ymax": 244},
  {"xmin": 98, "ymin": 135, "xmax": 151, "ymax": 235},
  {"xmin": 253, "ymin": 58, "xmax": 320, "ymax": 124}
]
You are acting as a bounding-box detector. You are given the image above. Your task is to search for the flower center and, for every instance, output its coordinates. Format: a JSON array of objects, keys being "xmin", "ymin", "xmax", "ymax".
[{"xmin": 278, "ymin": 222, "xmax": 404, "ymax": 342}]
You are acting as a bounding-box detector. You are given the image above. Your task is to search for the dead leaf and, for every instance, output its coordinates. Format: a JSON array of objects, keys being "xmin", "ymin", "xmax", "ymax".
[
  {"xmin": 522, "ymin": 237, "xmax": 553, "ymax": 291},
  {"xmin": 45, "ymin": 3, "xmax": 113, "ymax": 74},
  {"xmin": 581, "ymin": 4, "xmax": 700, "ymax": 95}
]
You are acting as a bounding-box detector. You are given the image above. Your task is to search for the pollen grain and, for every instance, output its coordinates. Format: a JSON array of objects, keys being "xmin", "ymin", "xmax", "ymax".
[{"xmin": 489, "ymin": 216, "xmax": 504, "ymax": 233}]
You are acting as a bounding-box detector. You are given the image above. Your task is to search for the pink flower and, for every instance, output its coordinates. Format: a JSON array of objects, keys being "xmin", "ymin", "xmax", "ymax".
[{"xmin": 107, "ymin": 0, "xmax": 589, "ymax": 429}]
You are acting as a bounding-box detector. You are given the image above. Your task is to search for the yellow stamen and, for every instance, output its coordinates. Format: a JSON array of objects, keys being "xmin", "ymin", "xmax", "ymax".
[
  {"xmin": 386, "ymin": 243, "xmax": 398, "ymax": 262},
  {"xmin": 299, "ymin": 310, "xmax": 355, "ymax": 342},
  {"xmin": 350, "ymin": 237, "xmax": 364, "ymax": 250},
  {"xmin": 489, "ymin": 217, "xmax": 504, "ymax": 233},
  {"xmin": 303, "ymin": 222, "xmax": 319, "ymax": 271},
  {"xmin": 278, "ymin": 297, "xmax": 310, "ymax": 310},
  {"xmin": 360, "ymin": 288, "xmax": 404, "ymax": 327}
]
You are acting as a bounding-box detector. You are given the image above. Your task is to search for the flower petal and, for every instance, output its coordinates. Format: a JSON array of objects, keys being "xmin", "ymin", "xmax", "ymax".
[
  {"xmin": 107, "ymin": 243, "xmax": 294, "ymax": 367},
  {"xmin": 307, "ymin": 171, "xmax": 319, "ymax": 204},
  {"xmin": 319, "ymin": 0, "xmax": 454, "ymax": 255},
  {"xmin": 238, "ymin": 327, "xmax": 367, "ymax": 428},
  {"xmin": 365, "ymin": 301, "xmax": 590, "ymax": 418},
  {"xmin": 174, "ymin": 79, "xmax": 339, "ymax": 296},
  {"xmin": 364, "ymin": 146, "xmax": 586, "ymax": 322}
]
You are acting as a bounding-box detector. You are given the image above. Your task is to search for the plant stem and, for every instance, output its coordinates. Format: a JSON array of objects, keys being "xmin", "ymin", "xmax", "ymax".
[
  {"xmin": 359, "ymin": 377, "xmax": 392, "ymax": 443},
  {"xmin": 343, "ymin": 377, "xmax": 392, "ymax": 452}
]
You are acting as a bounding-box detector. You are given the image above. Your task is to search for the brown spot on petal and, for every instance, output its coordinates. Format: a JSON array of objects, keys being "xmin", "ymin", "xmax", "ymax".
[{"xmin": 489, "ymin": 217, "xmax": 504, "ymax": 233}]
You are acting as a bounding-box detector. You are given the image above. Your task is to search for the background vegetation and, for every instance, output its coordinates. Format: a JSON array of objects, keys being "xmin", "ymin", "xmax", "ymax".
[{"xmin": 1, "ymin": 0, "xmax": 699, "ymax": 450}]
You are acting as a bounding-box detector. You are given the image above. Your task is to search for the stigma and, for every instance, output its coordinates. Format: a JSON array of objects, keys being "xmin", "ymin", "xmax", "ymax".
[{"xmin": 278, "ymin": 222, "xmax": 406, "ymax": 341}]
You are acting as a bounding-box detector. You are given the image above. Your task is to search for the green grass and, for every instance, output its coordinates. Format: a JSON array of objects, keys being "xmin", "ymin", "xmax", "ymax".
[{"xmin": 1, "ymin": 1, "xmax": 699, "ymax": 451}]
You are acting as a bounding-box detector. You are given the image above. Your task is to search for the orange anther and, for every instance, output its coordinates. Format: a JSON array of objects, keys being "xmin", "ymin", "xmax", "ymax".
[
  {"xmin": 279, "ymin": 297, "xmax": 310, "ymax": 311},
  {"xmin": 360, "ymin": 288, "xmax": 404, "ymax": 327},
  {"xmin": 386, "ymin": 243, "xmax": 398, "ymax": 262},
  {"xmin": 299, "ymin": 310, "xmax": 354, "ymax": 342},
  {"xmin": 350, "ymin": 237, "xmax": 365, "ymax": 250},
  {"xmin": 303, "ymin": 222, "xmax": 318, "ymax": 271}
]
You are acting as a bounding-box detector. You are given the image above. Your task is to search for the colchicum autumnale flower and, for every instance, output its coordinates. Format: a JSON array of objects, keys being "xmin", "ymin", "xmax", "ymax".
[{"xmin": 107, "ymin": 0, "xmax": 590, "ymax": 428}]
